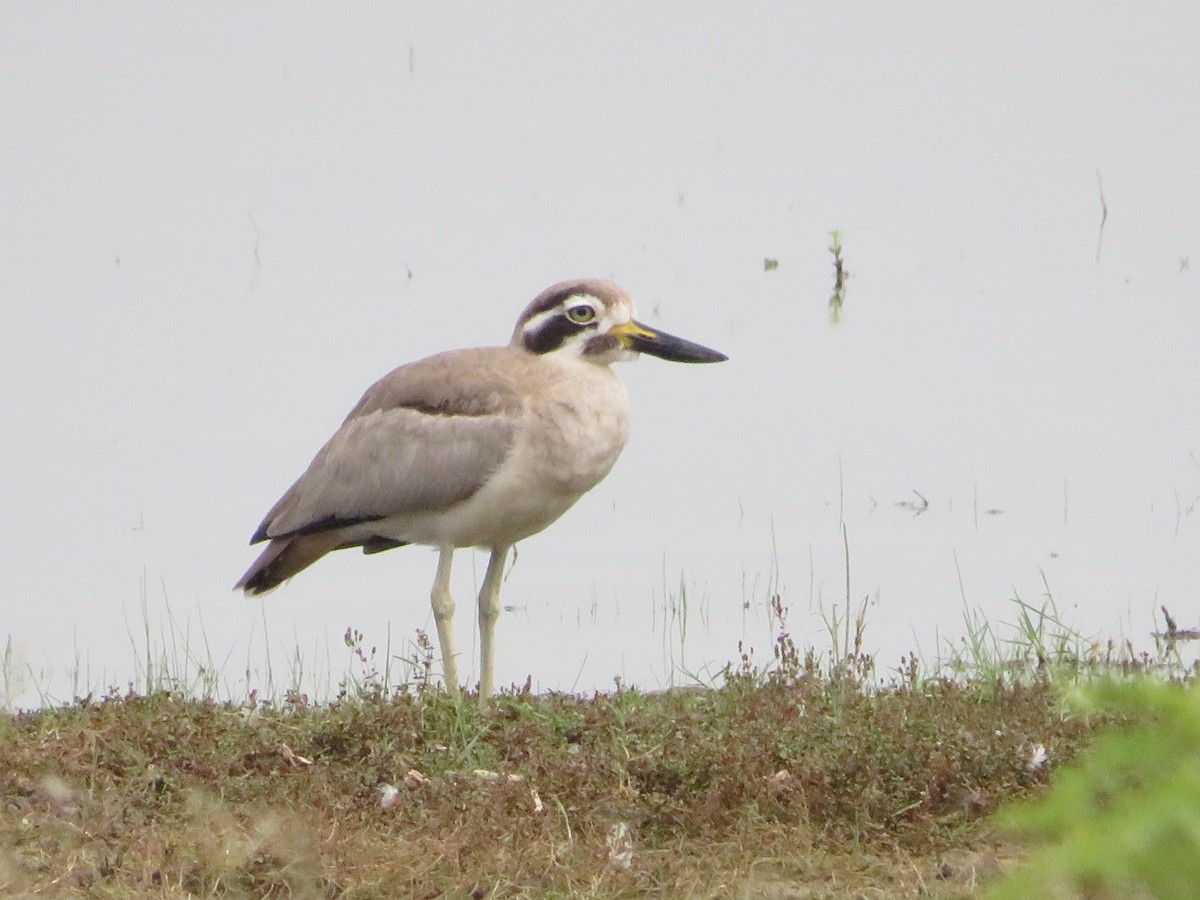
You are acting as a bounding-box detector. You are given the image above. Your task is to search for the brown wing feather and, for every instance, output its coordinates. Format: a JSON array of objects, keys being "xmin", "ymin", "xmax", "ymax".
[
  {"xmin": 235, "ymin": 532, "xmax": 343, "ymax": 594},
  {"xmin": 249, "ymin": 347, "xmax": 526, "ymax": 544}
]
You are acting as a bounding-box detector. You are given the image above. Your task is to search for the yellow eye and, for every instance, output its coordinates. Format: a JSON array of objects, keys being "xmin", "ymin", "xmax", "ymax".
[{"xmin": 566, "ymin": 304, "xmax": 596, "ymax": 324}]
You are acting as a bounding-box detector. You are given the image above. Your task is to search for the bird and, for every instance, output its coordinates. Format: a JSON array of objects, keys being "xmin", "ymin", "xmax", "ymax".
[{"xmin": 235, "ymin": 278, "xmax": 727, "ymax": 700}]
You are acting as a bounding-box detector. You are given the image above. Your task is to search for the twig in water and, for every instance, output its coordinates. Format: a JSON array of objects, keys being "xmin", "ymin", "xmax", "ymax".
[{"xmin": 1095, "ymin": 170, "xmax": 1108, "ymax": 262}]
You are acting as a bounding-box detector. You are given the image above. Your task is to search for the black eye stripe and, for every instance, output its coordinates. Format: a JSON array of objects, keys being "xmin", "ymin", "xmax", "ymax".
[
  {"xmin": 519, "ymin": 292, "xmax": 604, "ymax": 355},
  {"xmin": 523, "ymin": 310, "xmax": 594, "ymax": 354}
]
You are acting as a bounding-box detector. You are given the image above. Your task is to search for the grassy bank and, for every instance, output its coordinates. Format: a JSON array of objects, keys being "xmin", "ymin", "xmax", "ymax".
[
  {"xmin": 2, "ymin": 596, "xmax": 1193, "ymax": 897},
  {"xmin": 1, "ymin": 677, "xmax": 1099, "ymax": 897}
]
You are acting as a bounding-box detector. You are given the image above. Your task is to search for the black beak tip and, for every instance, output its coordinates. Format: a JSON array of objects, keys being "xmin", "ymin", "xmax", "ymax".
[{"xmin": 627, "ymin": 325, "xmax": 729, "ymax": 364}]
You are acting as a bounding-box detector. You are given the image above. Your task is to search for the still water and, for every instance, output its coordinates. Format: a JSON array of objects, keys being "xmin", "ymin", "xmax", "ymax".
[{"xmin": 2, "ymin": 6, "xmax": 1198, "ymax": 706}]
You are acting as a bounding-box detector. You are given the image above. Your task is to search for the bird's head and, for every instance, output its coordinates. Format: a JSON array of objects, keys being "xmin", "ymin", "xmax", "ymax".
[{"xmin": 512, "ymin": 279, "xmax": 728, "ymax": 366}]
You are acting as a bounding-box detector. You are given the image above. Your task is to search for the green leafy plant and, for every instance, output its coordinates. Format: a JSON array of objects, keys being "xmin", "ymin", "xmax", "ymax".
[{"xmin": 990, "ymin": 678, "xmax": 1200, "ymax": 899}]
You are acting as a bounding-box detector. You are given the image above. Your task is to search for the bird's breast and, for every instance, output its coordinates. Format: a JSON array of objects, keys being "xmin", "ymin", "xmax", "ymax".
[{"xmin": 523, "ymin": 368, "xmax": 630, "ymax": 496}]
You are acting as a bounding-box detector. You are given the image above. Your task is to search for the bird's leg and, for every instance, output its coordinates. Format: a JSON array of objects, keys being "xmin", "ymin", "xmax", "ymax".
[
  {"xmin": 430, "ymin": 546, "xmax": 459, "ymax": 699},
  {"xmin": 476, "ymin": 545, "xmax": 510, "ymax": 701}
]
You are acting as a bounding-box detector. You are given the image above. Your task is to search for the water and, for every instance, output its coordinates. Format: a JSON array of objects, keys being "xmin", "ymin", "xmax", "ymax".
[{"xmin": 2, "ymin": 5, "xmax": 1198, "ymax": 706}]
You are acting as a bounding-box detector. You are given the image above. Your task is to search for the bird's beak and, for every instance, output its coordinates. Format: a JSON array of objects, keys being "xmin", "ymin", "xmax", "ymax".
[{"xmin": 609, "ymin": 320, "xmax": 728, "ymax": 363}]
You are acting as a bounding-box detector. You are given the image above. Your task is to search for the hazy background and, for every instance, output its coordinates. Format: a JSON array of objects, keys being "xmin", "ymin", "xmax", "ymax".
[{"xmin": 3, "ymin": 4, "xmax": 1198, "ymax": 706}]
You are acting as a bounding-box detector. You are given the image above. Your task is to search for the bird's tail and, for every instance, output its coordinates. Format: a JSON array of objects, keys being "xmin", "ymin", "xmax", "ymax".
[{"xmin": 235, "ymin": 533, "xmax": 340, "ymax": 595}]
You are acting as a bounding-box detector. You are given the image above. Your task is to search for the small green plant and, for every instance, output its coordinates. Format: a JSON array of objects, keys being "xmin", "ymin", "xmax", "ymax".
[
  {"xmin": 990, "ymin": 678, "xmax": 1200, "ymax": 899},
  {"xmin": 827, "ymin": 229, "xmax": 847, "ymax": 323},
  {"xmin": 817, "ymin": 591, "xmax": 875, "ymax": 689}
]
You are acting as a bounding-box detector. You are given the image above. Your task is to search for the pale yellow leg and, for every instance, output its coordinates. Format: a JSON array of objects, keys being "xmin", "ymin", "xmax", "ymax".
[
  {"xmin": 477, "ymin": 546, "xmax": 510, "ymax": 701},
  {"xmin": 430, "ymin": 546, "xmax": 459, "ymax": 699}
]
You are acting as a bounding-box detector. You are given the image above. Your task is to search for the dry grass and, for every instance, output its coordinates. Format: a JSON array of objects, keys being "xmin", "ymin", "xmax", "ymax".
[
  {"xmin": 5, "ymin": 592, "xmax": 1168, "ymax": 897},
  {"xmin": 0, "ymin": 660, "xmax": 1111, "ymax": 898}
]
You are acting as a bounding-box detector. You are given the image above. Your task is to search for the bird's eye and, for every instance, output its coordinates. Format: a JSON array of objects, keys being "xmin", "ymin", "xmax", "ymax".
[{"xmin": 566, "ymin": 304, "xmax": 596, "ymax": 324}]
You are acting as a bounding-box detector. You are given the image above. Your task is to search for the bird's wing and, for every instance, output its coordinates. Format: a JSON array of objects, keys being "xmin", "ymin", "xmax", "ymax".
[{"xmin": 250, "ymin": 349, "xmax": 525, "ymax": 543}]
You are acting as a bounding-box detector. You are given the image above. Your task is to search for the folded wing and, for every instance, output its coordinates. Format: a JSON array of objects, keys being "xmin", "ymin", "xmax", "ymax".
[{"xmin": 250, "ymin": 349, "xmax": 523, "ymax": 544}]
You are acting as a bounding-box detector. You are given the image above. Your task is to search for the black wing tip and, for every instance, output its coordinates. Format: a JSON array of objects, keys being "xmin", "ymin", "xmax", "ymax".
[{"xmin": 234, "ymin": 568, "xmax": 277, "ymax": 595}]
